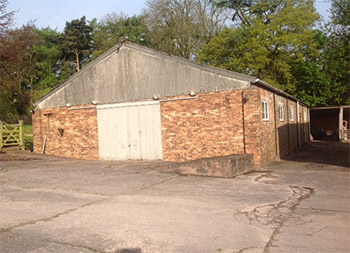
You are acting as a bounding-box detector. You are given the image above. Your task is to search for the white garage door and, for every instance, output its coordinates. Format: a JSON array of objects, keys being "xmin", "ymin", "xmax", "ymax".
[{"xmin": 97, "ymin": 101, "xmax": 163, "ymax": 160}]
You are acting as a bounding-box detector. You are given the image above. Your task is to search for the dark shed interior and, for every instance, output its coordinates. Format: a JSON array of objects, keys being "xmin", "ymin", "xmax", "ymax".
[{"xmin": 310, "ymin": 106, "xmax": 350, "ymax": 141}]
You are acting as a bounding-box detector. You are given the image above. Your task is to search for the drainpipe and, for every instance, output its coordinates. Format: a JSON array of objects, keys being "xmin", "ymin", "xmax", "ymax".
[
  {"xmin": 241, "ymin": 92, "xmax": 246, "ymax": 154},
  {"xmin": 308, "ymin": 108, "xmax": 311, "ymax": 144},
  {"xmin": 286, "ymin": 100, "xmax": 291, "ymax": 154},
  {"xmin": 273, "ymin": 94, "xmax": 278, "ymax": 157},
  {"xmin": 297, "ymin": 101, "xmax": 301, "ymax": 150}
]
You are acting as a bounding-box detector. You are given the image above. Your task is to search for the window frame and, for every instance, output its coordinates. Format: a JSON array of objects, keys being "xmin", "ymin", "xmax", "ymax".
[
  {"xmin": 279, "ymin": 104, "xmax": 284, "ymax": 122},
  {"xmin": 290, "ymin": 107, "xmax": 295, "ymax": 121},
  {"xmin": 262, "ymin": 101, "xmax": 269, "ymax": 121}
]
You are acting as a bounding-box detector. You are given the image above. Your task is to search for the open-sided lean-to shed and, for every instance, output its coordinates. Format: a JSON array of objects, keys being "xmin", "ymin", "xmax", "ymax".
[
  {"xmin": 33, "ymin": 41, "xmax": 310, "ymax": 166},
  {"xmin": 310, "ymin": 106, "xmax": 350, "ymax": 141}
]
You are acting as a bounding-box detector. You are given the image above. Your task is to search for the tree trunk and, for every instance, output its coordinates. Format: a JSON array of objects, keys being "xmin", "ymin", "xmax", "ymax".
[{"xmin": 75, "ymin": 49, "xmax": 80, "ymax": 72}]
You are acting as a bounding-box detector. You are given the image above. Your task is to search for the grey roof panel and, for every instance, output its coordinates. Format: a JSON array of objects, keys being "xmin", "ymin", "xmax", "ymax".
[{"xmin": 35, "ymin": 41, "xmax": 306, "ymax": 108}]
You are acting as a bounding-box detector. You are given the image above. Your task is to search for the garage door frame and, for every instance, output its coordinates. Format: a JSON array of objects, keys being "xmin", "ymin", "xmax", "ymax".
[{"xmin": 97, "ymin": 101, "xmax": 163, "ymax": 160}]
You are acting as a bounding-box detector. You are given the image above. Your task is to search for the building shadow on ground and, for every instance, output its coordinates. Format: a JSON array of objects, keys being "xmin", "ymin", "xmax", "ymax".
[
  {"xmin": 115, "ymin": 249, "xmax": 142, "ymax": 253},
  {"xmin": 281, "ymin": 140, "xmax": 350, "ymax": 168}
]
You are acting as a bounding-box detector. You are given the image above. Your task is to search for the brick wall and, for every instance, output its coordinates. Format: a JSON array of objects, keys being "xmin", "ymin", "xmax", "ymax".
[
  {"xmin": 160, "ymin": 87, "xmax": 305, "ymax": 166},
  {"xmin": 33, "ymin": 105, "xmax": 99, "ymax": 160},
  {"xmin": 32, "ymin": 87, "xmax": 306, "ymax": 165},
  {"xmin": 248, "ymin": 87, "xmax": 310, "ymax": 165},
  {"xmin": 242, "ymin": 88, "xmax": 262, "ymax": 165},
  {"xmin": 286, "ymin": 100, "xmax": 297, "ymax": 153},
  {"xmin": 161, "ymin": 90, "xmax": 245, "ymax": 162},
  {"xmin": 258, "ymin": 88, "xmax": 278, "ymax": 165},
  {"xmin": 275, "ymin": 95, "xmax": 289, "ymax": 158},
  {"xmin": 300, "ymin": 105, "xmax": 310, "ymax": 147}
]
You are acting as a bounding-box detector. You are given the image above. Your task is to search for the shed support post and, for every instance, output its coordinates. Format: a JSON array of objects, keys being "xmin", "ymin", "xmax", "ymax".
[
  {"xmin": 297, "ymin": 101, "xmax": 301, "ymax": 150},
  {"xmin": 0, "ymin": 121, "xmax": 3, "ymax": 152},
  {"xmin": 339, "ymin": 106, "xmax": 343, "ymax": 141},
  {"xmin": 308, "ymin": 108, "xmax": 311, "ymax": 144}
]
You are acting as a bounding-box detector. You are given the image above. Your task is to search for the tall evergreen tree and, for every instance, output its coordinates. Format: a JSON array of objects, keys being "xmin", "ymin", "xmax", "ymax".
[{"xmin": 61, "ymin": 16, "xmax": 93, "ymax": 72}]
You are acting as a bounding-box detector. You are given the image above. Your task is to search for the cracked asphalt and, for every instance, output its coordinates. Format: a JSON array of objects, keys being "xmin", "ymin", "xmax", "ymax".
[{"xmin": 0, "ymin": 141, "xmax": 349, "ymax": 253}]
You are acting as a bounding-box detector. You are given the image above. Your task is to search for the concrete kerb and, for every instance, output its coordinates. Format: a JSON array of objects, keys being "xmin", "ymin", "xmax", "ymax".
[{"xmin": 157, "ymin": 154, "xmax": 255, "ymax": 178}]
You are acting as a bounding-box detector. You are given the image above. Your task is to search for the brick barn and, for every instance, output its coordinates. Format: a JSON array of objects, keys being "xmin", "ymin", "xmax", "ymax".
[{"xmin": 33, "ymin": 41, "xmax": 310, "ymax": 166}]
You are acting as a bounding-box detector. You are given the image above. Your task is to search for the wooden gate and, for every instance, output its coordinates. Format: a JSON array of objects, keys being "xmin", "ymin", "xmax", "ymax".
[
  {"xmin": 0, "ymin": 120, "xmax": 25, "ymax": 151},
  {"xmin": 97, "ymin": 101, "xmax": 163, "ymax": 160}
]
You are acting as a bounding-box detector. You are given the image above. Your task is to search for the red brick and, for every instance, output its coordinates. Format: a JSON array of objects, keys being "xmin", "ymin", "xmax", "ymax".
[{"xmin": 33, "ymin": 105, "xmax": 98, "ymax": 160}]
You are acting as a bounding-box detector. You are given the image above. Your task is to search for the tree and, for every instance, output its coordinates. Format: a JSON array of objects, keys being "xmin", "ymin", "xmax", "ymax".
[
  {"xmin": 61, "ymin": 16, "xmax": 93, "ymax": 72},
  {"xmin": 0, "ymin": 0, "xmax": 14, "ymax": 38},
  {"xmin": 294, "ymin": 0, "xmax": 350, "ymax": 106},
  {"xmin": 143, "ymin": 0, "xmax": 229, "ymax": 59},
  {"xmin": 211, "ymin": 0, "xmax": 253, "ymax": 25},
  {"xmin": 31, "ymin": 27, "xmax": 63, "ymax": 101},
  {"xmin": 0, "ymin": 24, "xmax": 39, "ymax": 116},
  {"xmin": 322, "ymin": 0, "xmax": 350, "ymax": 105},
  {"xmin": 92, "ymin": 13, "xmax": 150, "ymax": 58},
  {"xmin": 199, "ymin": 0, "xmax": 320, "ymax": 94}
]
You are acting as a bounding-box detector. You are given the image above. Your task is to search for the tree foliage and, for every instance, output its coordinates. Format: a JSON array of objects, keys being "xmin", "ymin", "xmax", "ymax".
[
  {"xmin": 0, "ymin": 0, "xmax": 14, "ymax": 38},
  {"xmin": 0, "ymin": 24, "xmax": 39, "ymax": 115},
  {"xmin": 199, "ymin": 0, "xmax": 320, "ymax": 94},
  {"xmin": 323, "ymin": 0, "xmax": 350, "ymax": 104},
  {"xmin": 1, "ymin": 0, "xmax": 349, "ymax": 122},
  {"xmin": 212, "ymin": 0, "xmax": 254, "ymax": 25},
  {"xmin": 291, "ymin": 0, "xmax": 349, "ymax": 106},
  {"xmin": 31, "ymin": 27, "xmax": 63, "ymax": 101},
  {"xmin": 92, "ymin": 13, "xmax": 150, "ymax": 59},
  {"xmin": 143, "ymin": 0, "xmax": 229, "ymax": 58},
  {"xmin": 60, "ymin": 16, "xmax": 93, "ymax": 72}
]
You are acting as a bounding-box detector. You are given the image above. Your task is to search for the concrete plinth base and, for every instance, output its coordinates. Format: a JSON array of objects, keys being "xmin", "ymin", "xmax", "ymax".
[{"xmin": 160, "ymin": 154, "xmax": 254, "ymax": 178}]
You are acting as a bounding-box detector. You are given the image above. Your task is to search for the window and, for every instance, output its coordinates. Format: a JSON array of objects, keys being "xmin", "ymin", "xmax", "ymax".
[
  {"xmin": 304, "ymin": 111, "xmax": 307, "ymax": 121},
  {"xmin": 290, "ymin": 107, "xmax": 295, "ymax": 121},
  {"xmin": 279, "ymin": 104, "xmax": 284, "ymax": 121},
  {"xmin": 262, "ymin": 101, "xmax": 269, "ymax": 121}
]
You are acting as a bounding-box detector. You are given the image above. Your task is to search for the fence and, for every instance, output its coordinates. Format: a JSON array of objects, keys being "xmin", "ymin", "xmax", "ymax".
[{"xmin": 0, "ymin": 120, "xmax": 25, "ymax": 151}]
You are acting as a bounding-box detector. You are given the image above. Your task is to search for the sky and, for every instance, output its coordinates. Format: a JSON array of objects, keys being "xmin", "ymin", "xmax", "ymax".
[{"xmin": 8, "ymin": 0, "xmax": 332, "ymax": 31}]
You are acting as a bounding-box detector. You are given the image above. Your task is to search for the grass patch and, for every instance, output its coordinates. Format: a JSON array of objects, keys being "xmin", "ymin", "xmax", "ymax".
[{"xmin": 24, "ymin": 125, "xmax": 33, "ymax": 151}]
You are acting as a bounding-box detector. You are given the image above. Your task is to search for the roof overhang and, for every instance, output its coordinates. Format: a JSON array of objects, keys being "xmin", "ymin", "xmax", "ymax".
[
  {"xmin": 253, "ymin": 79, "xmax": 309, "ymax": 107},
  {"xmin": 310, "ymin": 105, "xmax": 350, "ymax": 110}
]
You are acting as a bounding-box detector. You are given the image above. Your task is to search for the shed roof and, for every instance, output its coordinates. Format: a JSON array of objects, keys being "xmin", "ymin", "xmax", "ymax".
[{"xmin": 310, "ymin": 105, "xmax": 350, "ymax": 110}]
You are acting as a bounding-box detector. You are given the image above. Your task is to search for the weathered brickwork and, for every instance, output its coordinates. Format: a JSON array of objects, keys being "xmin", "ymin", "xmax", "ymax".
[
  {"xmin": 300, "ymin": 105, "xmax": 310, "ymax": 147},
  {"xmin": 160, "ymin": 87, "xmax": 306, "ymax": 166},
  {"xmin": 32, "ymin": 87, "xmax": 307, "ymax": 166},
  {"xmin": 242, "ymin": 88, "xmax": 262, "ymax": 165},
  {"xmin": 258, "ymin": 87, "xmax": 278, "ymax": 165},
  {"xmin": 275, "ymin": 95, "xmax": 289, "ymax": 158},
  {"xmin": 161, "ymin": 90, "xmax": 245, "ymax": 162},
  {"xmin": 287, "ymin": 100, "xmax": 297, "ymax": 153},
  {"xmin": 33, "ymin": 105, "xmax": 99, "ymax": 160}
]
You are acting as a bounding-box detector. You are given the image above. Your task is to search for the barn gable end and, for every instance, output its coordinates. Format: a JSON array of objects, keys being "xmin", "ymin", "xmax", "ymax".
[{"xmin": 35, "ymin": 42, "xmax": 253, "ymax": 110}]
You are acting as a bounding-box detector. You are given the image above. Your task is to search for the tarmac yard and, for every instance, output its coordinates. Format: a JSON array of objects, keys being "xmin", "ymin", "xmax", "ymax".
[{"xmin": 0, "ymin": 142, "xmax": 349, "ymax": 252}]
